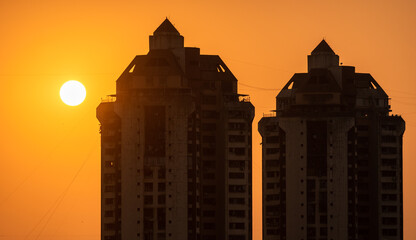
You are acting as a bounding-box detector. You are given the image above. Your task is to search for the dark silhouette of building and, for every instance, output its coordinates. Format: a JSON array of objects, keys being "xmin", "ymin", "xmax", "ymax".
[
  {"xmin": 97, "ymin": 19, "xmax": 254, "ymax": 240},
  {"xmin": 259, "ymin": 40, "xmax": 405, "ymax": 240}
]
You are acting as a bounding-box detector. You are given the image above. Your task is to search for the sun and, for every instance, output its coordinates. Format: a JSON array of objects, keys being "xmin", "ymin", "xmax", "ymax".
[{"xmin": 60, "ymin": 80, "xmax": 86, "ymax": 106}]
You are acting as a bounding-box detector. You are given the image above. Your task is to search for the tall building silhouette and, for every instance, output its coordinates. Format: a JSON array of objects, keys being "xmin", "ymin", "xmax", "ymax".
[
  {"xmin": 97, "ymin": 19, "xmax": 254, "ymax": 240},
  {"xmin": 259, "ymin": 40, "xmax": 405, "ymax": 240}
]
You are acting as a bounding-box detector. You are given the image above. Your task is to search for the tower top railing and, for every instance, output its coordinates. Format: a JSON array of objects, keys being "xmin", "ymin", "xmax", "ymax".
[
  {"xmin": 101, "ymin": 95, "xmax": 116, "ymax": 103},
  {"xmin": 263, "ymin": 112, "xmax": 276, "ymax": 118}
]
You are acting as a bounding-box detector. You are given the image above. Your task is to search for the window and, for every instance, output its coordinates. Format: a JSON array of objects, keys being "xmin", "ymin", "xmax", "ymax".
[
  {"xmin": 202, "ymin": 110, "xmax": 218, "ymax": 119},
  {"xmin": 144, "ymin": 196, "xmax": 153, "ymax": 205},
  {"xmin": 229, "ymin": 148, "xmax": 245, "ymax": 156},
  {"xmin": 145, "ymin": 183, "xmax": 153, "ymax": 192},
  {"xmin": 229, "ymin": 172, "xmax": 244, "ymax": 179},
  {"xmin": 229, "ymin": 135, "xmax": 245, "ymax": 143},
  {"xmin": 266, "ymin": 171, "xmax": 278, "ymax": 178},
  {"xmin": 382, "ymin": 158, "xmax": 396, "ymax": 167},
  {"xmin": 104, "ymin": 161, "xmax": 114, "ymax": 167},
  {"xmin": 203, "ymin": 198, "xmax": 216, "ymax": 205},
  {"xmin": 307, "ymin": 180, "xmax": 315, "ymax": 190},
  {"xmin": 382, "ymin": 136, "xmax": 396, "ymax": 143},
  {"xmin": 382, "ymin": 194, "xmax": 397, "ymax": 201},
  {"xmin": 158, "ymin": 168, "xmax": 165, "ymax": 179},
  {"xmin": 320, "ymin": 215, "xmax": 327, "ymax": 224},
  {"xmin": 105, "ymin": 148, "xmax": 117, "ymax": 155},
  {"xmin": 201, "ymin": 123, "xmax": 216, "ymax": 131},
  {"xmin": 320, "ymin": 227, "xmax": 327, "ymax": 236},
  {"xmin": 228, "ymin": 122, "xmax": 246, "ymax": 130},
  {"xmin": 382, "ymin": 125, "xmax": 396, "ymax": 131},
  {"xmin": 266, "ymin": 229, "xmax": 279, "ymax": 235},
  {"xmin": 266, "ymin": 136, "xmax": 279, "ymax": 143},
  {"xmin": 307, "ymin": 227, "xmax": 316, "ymax": 237},
  {"xmin": 202, "ymin": 135, "xmax": 216, "ymax": 143},
  {"xmin": 229, "ymin": 198, "xmax": 245, "ymax": 205},
  {"xmin": 382, "ymin": 217, "xmax": 397, "ymax": 225},
  {"xmin": 229, "ymin": 222, "xmax": 245, "ymax": 229},
  {"xmin": 266, "ymin": 194, "xmax": 279, "ymax": 201},
  {"xmin": 104, "ymin": 223, "xmax": 115, "ymax": 230},
  {"xmin": 105, "ymin": 186, "xmax": 115, "ymax": 192},
  {"xmin": 229, "ymin": 110, "xmax": 246, "ymax": 119},
  {"xmin": 157, "ymin": 208, "xmax": 166, "ymax": 230},
  {"xmin": 104, "ymin": 211, "xmax": 113, "ymax": 217},
  {"xmin": 203, "ymin": 222, "xmax": 215, "ymax": 229},
  {"xmin": 265, "ymin": 160, "xmax": 278, "ymax": 167},
  {"xmin": 382, "ymin": 206, "xmax": 397, "ymax": 213},
  {"xmin": 229, "ymin": 210, "xmax": 245, "ymax": 218},
  {"xmin": 203, "ymin": 185, "xmax": 216, "ymax": 193},
  {"xmin": 265, "ymin": 205, "xmax": 279, "ymax": 216},
  {"xmin": 266, "ymin": 148, "xmax": 279, "ymax": 154},
  {"xmin": 382, "ymin": 183, "xmax": 397, "ymax": 190},
  {"xmin": 144, "ymin": 168, "xmax": 153, "ymax": 179},
  {"xmin": 144, "ymin": 208, "xmax": 153, "ymax": 218},
  {"xmin": 229, "ymin": 235, "xmax": 245, "ymax": 240},
  {"xmin": 202, "ymin": 95, "xmax": 216, "ymax": 104},
  {"xmin": 203, "ymin": 161, "xmax": 215, "ymax": 168},
  {"xmin": 203, "ymin": 148, "xmax": 216, "ymax": 156},
  {"xmin": 203, "ymin": 173, "xmax": 215, "ymax": 179},
  {"xmin": 382, "ymin": 171, "xmax": 396, "ymax": 177},
  {"xmin": 104, "ymin": 174, "xmax": 115, "ymax": 184},
  {"xmin": 145, "ymin": 106, "xmax": 166, "ymax": 157},
  {"xmin": 158, "ymin": 195, "xmax": 165, "ymax": 204},
  {"xmin": 382, "ymin": 147, "xmax": 397, "ymax": 154},
  {"xmin": 203, "ymin": 211, "xmax": 215, "ymax": 217},
  {"xmin": 229, "ymin": 160, "xmax": 245, "ymax": 169},
  {"xmin": 357, "ymin": 125, "xmax": 369, "ymax": 131},
  {"xmin": 158, "ymin": 183, "xmax": 166, "ymax": 192},
  {"xmin": 229, "ymin": 185, "xmax": 246, "ymax": 193},
  {"xmin": 382, "ymin": 229, "xmax": 397, "ymax": 236}
]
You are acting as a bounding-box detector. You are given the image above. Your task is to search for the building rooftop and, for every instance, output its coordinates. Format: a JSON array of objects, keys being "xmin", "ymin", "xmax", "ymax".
[
  {"xmin": 154, "ymin": 18, "xmax": 180, "ymax": 35},
  {"xmin": 311, "ymin": 39, "xmax": 335, "ymax": 54}
]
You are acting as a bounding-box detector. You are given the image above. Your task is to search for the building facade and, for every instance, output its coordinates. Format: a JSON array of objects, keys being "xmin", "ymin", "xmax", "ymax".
[
  {"xmin": 97, "ymin": 19, "xmax": 254, "ymax": 240},
  {"xmin": 259, "ymin": 40, "xmax": 405, "ymax": 240}
]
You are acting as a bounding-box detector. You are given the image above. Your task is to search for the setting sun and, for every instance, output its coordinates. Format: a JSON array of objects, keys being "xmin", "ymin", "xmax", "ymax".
[{"xmin": 60, "ymin": 80, "xmax": 86, "ymax": 106}]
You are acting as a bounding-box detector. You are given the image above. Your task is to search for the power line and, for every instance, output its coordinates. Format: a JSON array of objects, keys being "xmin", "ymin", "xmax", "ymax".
[
  {"xmin": 239, "ymin": 82, "xmax": 281, "ymax": 91},
  {"xmin": 31, "ymin": 141, "xmax": 96, "ymax": 240},
  {"xmin": 222, "ymin": 57, "xmax": 292, "ymax": 73}
]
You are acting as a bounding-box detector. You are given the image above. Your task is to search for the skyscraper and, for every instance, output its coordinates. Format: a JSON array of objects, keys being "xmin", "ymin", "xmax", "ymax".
[
  {"xmin": 259, "ymin": 40, "xmax": 405, "ymax": 240},
  {"xmin": 97, "ymin": 19, "xmax": 254, "ymax": 240}
]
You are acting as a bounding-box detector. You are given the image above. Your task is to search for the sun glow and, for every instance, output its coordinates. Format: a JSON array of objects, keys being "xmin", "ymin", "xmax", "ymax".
[{"xmin": 60, "ymin": 80, "xmax": 86, "ymax": 106}]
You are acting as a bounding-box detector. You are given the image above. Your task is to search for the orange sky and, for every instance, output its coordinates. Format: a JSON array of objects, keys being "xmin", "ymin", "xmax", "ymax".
[{"xmin": 1, "ymin": 0, "xmax": 415, "ymax": 239}]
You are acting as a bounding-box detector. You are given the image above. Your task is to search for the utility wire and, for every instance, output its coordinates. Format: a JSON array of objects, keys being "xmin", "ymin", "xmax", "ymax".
[
  {"xmin": 0, "ymin": 113, "xmax": 91, "ymax": 208},
  {"xmin": 222, "ymin": 57, "xmax": 292, "ymax": 73},
  {"xmin": 31, "ymin": 140, "xmax": 97, "ymax": 240},
  {"xmin": 239, "ymin": 82, "xmax": 281, "ymax": 91}
]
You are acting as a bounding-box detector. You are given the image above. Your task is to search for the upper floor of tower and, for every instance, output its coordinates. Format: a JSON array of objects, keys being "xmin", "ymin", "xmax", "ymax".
[
  {"xmin": 149, "ymin": 18, "xmax": 184, "ymax": 50},
  {"xmin": 275, "ymin": 40, "xmax": 391, "ymax": 116},
  {"xmin": 308, "ymin": 39, "xmax": 339, "ymax": 71}
]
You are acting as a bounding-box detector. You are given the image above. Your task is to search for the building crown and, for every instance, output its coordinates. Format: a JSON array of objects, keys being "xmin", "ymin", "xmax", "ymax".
[
  {"xmin": 154, "ymin": 18, "xmax": 180, "ymax": 35},
  {"xmin": 149, "ymin": 18, "xmax": 184, "ymax": 50},
  {"xmin": 311, "ymin": 39, "xmax": 335, "ymax": 55},
  {"xmin": 308, "ymin": 39, "xmax": 339, "ymax": 71}
]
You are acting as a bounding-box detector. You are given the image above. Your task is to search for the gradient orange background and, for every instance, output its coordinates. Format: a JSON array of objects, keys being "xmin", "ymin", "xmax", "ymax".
[{"xmin": 1, "ymin": 0, "xmax": 415, "ymax": 239}]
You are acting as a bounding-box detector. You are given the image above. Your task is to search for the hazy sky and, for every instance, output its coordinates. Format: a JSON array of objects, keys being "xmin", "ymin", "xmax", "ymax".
[{"xmin": 1, "ymin": 0, "xmax": 415, "ymax": 239}]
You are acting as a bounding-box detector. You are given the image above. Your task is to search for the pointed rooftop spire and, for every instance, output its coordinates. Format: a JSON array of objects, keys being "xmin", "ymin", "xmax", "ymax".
[
  {"xmin": 311, "ymin": 39, "xmax": 335, "ymax": 54},
  {"xmin": 154, "ymin": 18, "xmax": 180, "ymax": 35},
  {"xmin": 149, "ymin": 18, "xmax": 184, "ymax": 50}
]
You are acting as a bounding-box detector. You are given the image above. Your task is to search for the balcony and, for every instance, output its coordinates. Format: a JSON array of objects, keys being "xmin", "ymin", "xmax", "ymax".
[{"xmin": 101, "ymin": 94, "xmax": 117, "ymax": 103}]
